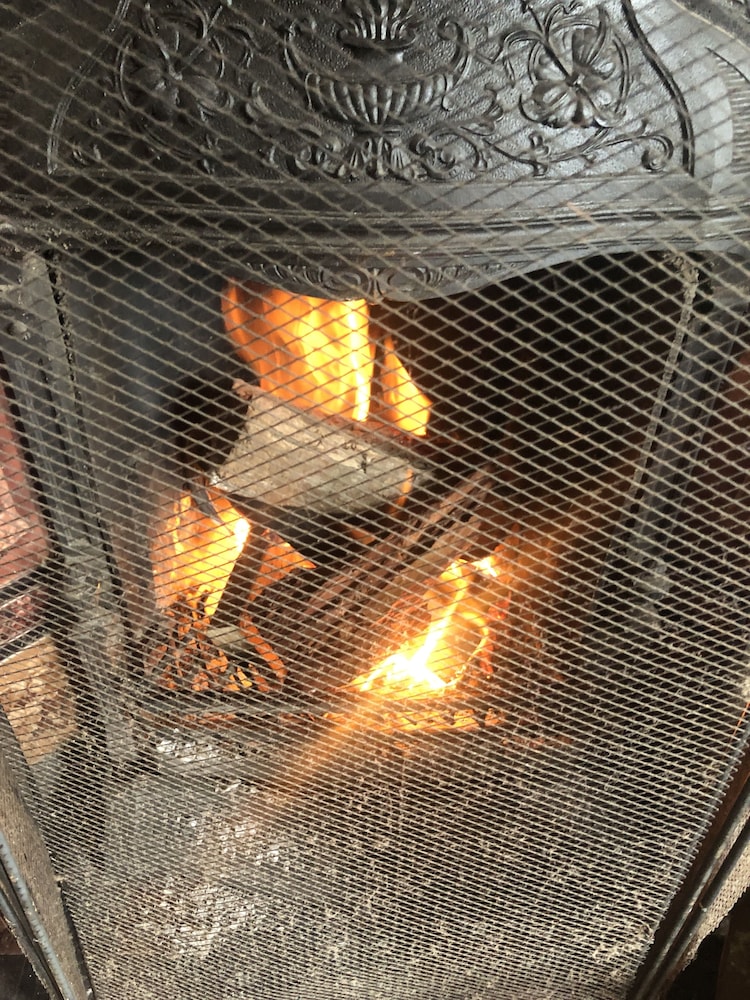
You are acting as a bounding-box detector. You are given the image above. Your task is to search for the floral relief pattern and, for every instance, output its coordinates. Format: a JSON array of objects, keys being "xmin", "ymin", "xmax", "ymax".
[
  {"xmin": 492, "ymin": 1, "xmax": 673, "ymax": 173},
  {"xmin": 267, "ymin": 0, "xmax": 675, "ymax": 178},
  {"xmin": 114, "ymin": 0, "xmax": 257, "ymax": 171},
  {"xmin": 54, "ymin": 0, "xmax": 682, "ymax": 180},
  {"xmin": 65, "ymin": 0, "xmax": 256, "ymax": 174},
  {"xmin": 237, "ymin": 260, "xmax": 510, "ymax": 300},
  {"xmin": 119, "ymin": 3, "xmax": 229, "ymax": 127},
  {"xmin": 522, "ymin": 10, "xmax": 627, "ymax": 128}
]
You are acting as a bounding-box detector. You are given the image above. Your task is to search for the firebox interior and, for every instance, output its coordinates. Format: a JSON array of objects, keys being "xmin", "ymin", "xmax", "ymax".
[{"xmin": 49, "ymin": 251, "xmax": 698, "ymax": 725}]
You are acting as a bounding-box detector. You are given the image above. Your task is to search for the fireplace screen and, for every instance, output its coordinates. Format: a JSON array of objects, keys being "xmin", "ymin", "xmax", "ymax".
[{"xmin": 1, "ymin": 2, "xmax": 750, "ymax": 999}]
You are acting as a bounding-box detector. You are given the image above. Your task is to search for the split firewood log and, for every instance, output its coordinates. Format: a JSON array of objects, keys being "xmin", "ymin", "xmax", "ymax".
[
  {"xmin": 248, "ymin": 457, "xmax": 636, "ymax": 695},
  {"xmin": 211, "ymin": 384, "xmax": 432, "ymax": 514}
]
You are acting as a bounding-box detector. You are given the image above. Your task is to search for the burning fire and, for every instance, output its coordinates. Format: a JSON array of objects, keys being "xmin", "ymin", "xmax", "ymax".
[
  {"xmin": 349, "ymin": 549, "xmax": 508, "ymax": 700},
  {"xmin": 222, "ymin": 283, "xmax": 431, "ymax": 436},
  {"xmin": 151, "ymin": 486, "xmax": 251, "ymax": 619},
  {"xmin": 154, "ymin": 284, "xmax": 431, "ymax": 620},
  {"xmin": 150, "ymin": 484, "xmax": 314, "ymax": 694},
  {"xmin": 149, "ymin": 283, "xmax": 436, "ymax": 701}
]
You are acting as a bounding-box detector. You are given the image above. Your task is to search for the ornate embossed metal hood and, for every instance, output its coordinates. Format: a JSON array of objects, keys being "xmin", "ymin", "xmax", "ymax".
[{"xmin": 2, "ymin": 0, "xmax": 748, "ymax": 297}]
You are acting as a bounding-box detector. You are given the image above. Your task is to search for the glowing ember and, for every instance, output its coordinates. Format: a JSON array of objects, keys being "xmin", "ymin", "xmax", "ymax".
[{"xmin": 350, "ymin": 549, "xmax": 509, "ymax": 700}]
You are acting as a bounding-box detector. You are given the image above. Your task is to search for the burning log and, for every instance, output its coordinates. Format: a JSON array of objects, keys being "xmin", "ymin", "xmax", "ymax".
[
  {"xmin": 249, "ymin": 463, "xmax": 502, "ymax": 690},
  {"xmin": 145, "ymin": 277, "xmax": 638, "ymax": 730},
  {"xmin": 211, "ymin": 383, "xmax": 432, "ymax": 514},
  {"xmin": 250, "ymin": 458, "xmax": 634, "ymax": 714},
  {"xmin": 348, "ymin": 550, "xmax": 507, "ymax": 699},
  {"xmin": 147, "ymin": 481, "xmax": 314, "ymax": 697},
  {"xmin": 302, "ymin": 462, "xmax": 501, "ymax": 619},
  {"xmin": 218, "ymin": 283, "xmax": 432, "ymax": 513}
]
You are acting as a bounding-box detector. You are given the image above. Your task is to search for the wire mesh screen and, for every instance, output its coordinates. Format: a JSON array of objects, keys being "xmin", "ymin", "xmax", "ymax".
[{"xmin": 1, "ymin": 1, "xmax": 750, "ymax": 999}]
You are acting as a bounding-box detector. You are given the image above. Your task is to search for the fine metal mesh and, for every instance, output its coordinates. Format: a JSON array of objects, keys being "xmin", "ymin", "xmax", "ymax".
[{"xmin": 1, "ymin": 2, "xmax": 749, "ymax": 999}]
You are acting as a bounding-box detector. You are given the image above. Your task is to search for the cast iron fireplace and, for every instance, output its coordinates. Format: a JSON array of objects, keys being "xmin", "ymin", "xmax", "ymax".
[{"xmin": 1, "ymin": 2, "xmax": 750, "ymax": 999}]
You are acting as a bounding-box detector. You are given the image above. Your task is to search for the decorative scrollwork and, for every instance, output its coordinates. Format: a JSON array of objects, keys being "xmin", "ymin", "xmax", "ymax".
[
  {"xmin": 267, "ymin": 0, "xmax": 676, "ymax": 179},
  {"xmin": 287, "ymin": 126, "xmax": 426, "ymax": 180},
  {"xmin": 54, "ymin": 0, "xmax": 683, "ymax": 181},
  {"xmin": 486, "ymin": 0, "xmax": 674, "ymax": 174},
  {"xmin": 118, "ymin": 2, "xmax": 230, "ymax": 130},
  {"xmin": 502, "ymin": 3, "xmax": 629, "ymax": 129},
  {"xmin": 237, "ymin": 260, "xmax": 511, "ymax": 300},
  {"xmin": 64, "ymin": 0, "xmax": 256, "ymax": 175}
]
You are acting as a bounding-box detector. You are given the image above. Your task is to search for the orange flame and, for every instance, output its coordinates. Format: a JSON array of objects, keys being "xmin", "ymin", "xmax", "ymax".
[
  {"xmin": 222, "ymin": 282, "xmax": 431, "ymax": 436},
  {"xmin": 151, "ymin": 487, "xmax": 251, "ymax": 619},
  {"xmin": 350, "ymin": 549, "xmax": 508, "ymax": 700},
  {"xmin": 374, "ymin": 332, "xmax": 431, "ymax": 438},
  {"xmin": 151, "ymin": 489, "xmax": 315, "ymax": 624},
  {"xmin": 223, "ymin": 284, "xmax": 374, "ymax": 422}
]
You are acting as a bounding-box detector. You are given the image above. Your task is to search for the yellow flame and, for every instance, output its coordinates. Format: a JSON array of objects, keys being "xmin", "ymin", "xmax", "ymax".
[
  {"xmin": 354, "ymin": 618, "xmax": 451, "ymax": 698},
  {"xmin": 474, "ymin": 554, "xmax": 501, "ymax": 578},
  {"xmin": 232, "ymin": 513, "xmax": 251, "ymax": 552},
  {"xmin": 222, "ymin": 283, "xmax": 431, "ymax": 436},
  {"xmin": 345, "ymin": 301, "xmax": 373, "ymax": 423},
  {"xmin": 350, "ymin": 549, "xmax": 508, "ymax": 701},
  {"xmin": 351, "ymin": 560, "xmax": 474, "ymax": 699},
  {"xmin": 222, "ymin": 285, "xmax": 375, "ymax": 422},
  {"xmin": 152, "ymin": 489, "xmax": 251, "ymax": 619}
]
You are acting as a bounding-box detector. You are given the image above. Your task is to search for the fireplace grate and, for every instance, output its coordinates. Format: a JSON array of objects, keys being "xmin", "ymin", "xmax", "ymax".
[{"xmin": 1, "ymin": 3, "xmax": 750, "ymax": 999}]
